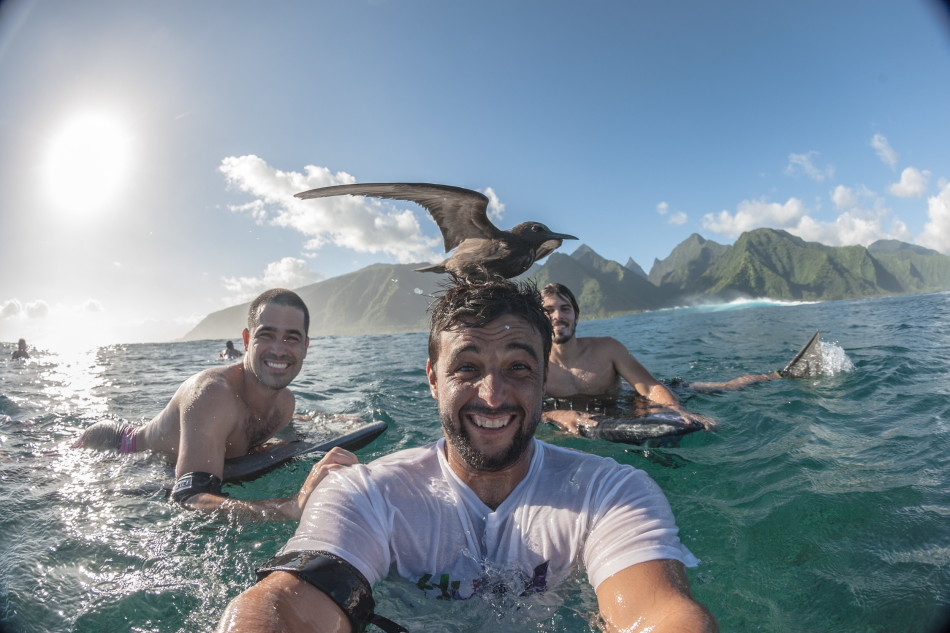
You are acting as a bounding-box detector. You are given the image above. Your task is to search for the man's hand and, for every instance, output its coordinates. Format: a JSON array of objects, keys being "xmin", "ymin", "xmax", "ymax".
[
  {"xmin": 679, "ymin": 410, "xmax": 718, "ymax": 431},
  {"xmin": 542, "ymin": 409, "xmax": 601, "ymax": 435},
  {"xmin": 295, "ymin": 447, "xmax": 359, "ymax": 514}
]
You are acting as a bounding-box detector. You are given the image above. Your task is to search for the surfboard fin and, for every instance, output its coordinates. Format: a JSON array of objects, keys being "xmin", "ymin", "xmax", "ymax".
[{"xmin": 778, "ymin": 330, "xmax": 822, "ymax": 378}]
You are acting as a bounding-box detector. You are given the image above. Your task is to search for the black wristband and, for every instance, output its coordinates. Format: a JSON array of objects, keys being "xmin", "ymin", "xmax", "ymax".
[
  {"xmin": 257, "ymin": 550, "xmax": 406, "ymax": 633},
  {"xmin": 170, "ymin": 471, "xmax": 225, "ymax": 504}
]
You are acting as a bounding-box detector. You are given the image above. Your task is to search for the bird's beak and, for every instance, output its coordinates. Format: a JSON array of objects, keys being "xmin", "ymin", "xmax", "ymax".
[{"xmin": 547, "ymin": 232, "xmax": 578, "ymax": 241}]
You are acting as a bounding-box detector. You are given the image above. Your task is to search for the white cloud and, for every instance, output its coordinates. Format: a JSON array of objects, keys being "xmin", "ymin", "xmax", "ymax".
[
  {"xmin": 657, "ymin": 201, "xmax": 687, "ymax": 225},
  {"xmin": 871, "ymin": 133, "xmax": 898, "ymax": 170},
  {"xmin": 702, "ymin": 198, "xmax": 808, "ymax": 237},
  {"xmin": 917, "ymin": 180, "xmax": 950, "ymax": 254},
  {"xmin": 222, "ymin": 257, "xmax": 326, "ymax": 302},
  {"xmin": 1, "ymin": 299, "xmax": 52, "ymax": 320},
  {"xmin": 831, "ymin": 185, "xmax": 858, "ymax": 209},
  {"xmin": 785, "ymin": 151, "xmax": 835, "ymax": 182},
  {"xmin": 0, "ymin": 299, "xmax": 23, "ymax": 320},
  {"xmin": 888, "ymin": 166, "xmax": 931, "ymax": 198},
  {"xmin": 794, "ymin": 212, "xmax": 909, "ymax": 248},
  {"xmin": 219, "ymin": 155, "xmax": 442, "ymax": 263},
  {"xmin": 702, "ymin": 189, "xmax": 911, "ymax": 248},
  {"xmin": 26, "ymin": 300, "xmax": 50, "ymax": 319},
  {"xmin": 82, "ymin": 299, "xmax": 103, "ymax": 313},
  {"xmin": 483, "ymin": 187, "xmax": 505, "ymax": 224}
]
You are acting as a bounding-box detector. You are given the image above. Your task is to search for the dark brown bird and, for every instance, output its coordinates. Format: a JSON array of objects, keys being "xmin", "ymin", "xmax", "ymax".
[{"xmin": 294, "ymin": 182, "xmax": 577, "ymax": 282}]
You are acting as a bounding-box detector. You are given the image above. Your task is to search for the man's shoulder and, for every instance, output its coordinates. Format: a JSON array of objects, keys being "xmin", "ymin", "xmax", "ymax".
[
  {"xmin": 577, "ymin": 335, "xmax": 626, "ymax": 355},
  {"xmin": 370, "ymin": 442, "xmax": 439, "ymax": 469},
  {"xmin": 188, "ymin": 363, "xmax": 232, "ymax": 384},
  {"xmin": 182, "ymin": 364, "xmax": 244, "ymax": 401},
  {"xmin": 338, "ymin": 442, "xmax": 440, "ymax": 491},
  {"xmin": 536, "ymin": 442, "xmax": 656, "ymax": 503}
]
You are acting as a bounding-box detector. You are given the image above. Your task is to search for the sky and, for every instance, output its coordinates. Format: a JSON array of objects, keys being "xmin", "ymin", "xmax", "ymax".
[{"xmin": 1, "ymin": 0, "xmax": 949, "ymax": 348}]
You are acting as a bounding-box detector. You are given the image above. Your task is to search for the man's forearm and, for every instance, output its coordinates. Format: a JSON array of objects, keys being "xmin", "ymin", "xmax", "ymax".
[
  {"xmin": 216, "ymin": 572, "xmax": 351, "ymax": 633},
  {"xmin": 645, "ymin": 382, "xmax": 680, "ymax": 407},
  {"xmin": 179, "ymin": 492, "xmax": 302, "ymax": 521}
]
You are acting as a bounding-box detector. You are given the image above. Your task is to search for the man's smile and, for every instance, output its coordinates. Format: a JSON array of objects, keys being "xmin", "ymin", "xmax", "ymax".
[
  {"xmin": 463, "ymin": 405, "xmax": 520, "ymax": 431},
  {"xmin": 468, "ymin": 413, "xmax": 513, "ymax": 429}
]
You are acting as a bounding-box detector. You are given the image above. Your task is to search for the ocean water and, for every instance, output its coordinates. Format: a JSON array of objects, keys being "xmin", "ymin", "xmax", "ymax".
[{"xmin": 1, "ymin": 291, "xmax": 948, "ymax": 633}]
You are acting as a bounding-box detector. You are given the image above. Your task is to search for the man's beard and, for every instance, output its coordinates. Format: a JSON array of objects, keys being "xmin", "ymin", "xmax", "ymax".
[
  {"xmin": 441, "ymin": 405, "xmax": 539, "ymax": 472},
  {"xmin": 250, "ymin": 356, "xmax": 298, "ymax": 391},
  {"xmin": 552, "ymin": 320, "xmax": 575, "ymax": 344}
]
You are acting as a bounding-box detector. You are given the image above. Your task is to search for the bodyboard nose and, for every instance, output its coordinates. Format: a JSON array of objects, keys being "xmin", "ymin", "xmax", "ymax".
[{"xmin": 779, "ymin": 331, "xmax": 822, "ymax": 378}]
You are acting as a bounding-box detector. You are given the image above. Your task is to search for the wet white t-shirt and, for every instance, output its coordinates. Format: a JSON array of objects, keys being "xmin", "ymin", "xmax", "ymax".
[{"xmin": 284, "ymin": 438, "xmax": 698, "ymax": 599}]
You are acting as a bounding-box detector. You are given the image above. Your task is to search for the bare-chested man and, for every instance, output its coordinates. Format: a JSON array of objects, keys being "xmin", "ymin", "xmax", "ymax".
[
  {"xmin": 11, "ymin": 338, "xmax": 29, "ymax": 360},
  {"xmin": 540, "ymin": 283, "xmax": 730, "ymax": 435},
  {"xmin": 219, "ymin": 339, "xmax": 243, "ymax": 360},
  {"xmin": 75, "ymin": 288, "xmax": 357, "ymax": 520}
]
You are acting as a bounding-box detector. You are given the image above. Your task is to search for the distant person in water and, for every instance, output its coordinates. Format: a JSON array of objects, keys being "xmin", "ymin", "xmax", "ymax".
[
  {"xmin": 74, "ymin": 288, "xmax": 358, "ymax": 520},
  {"xmin": 11, "ymin": 338, "xmax": 30, "ymax": 360},
  {"xmin": 219, "ymin": 340, "xmax": 243, "ymax": 360},
  {"xmin": 540, "ymin": 283, "xmax": 777, "ymax": 435}
]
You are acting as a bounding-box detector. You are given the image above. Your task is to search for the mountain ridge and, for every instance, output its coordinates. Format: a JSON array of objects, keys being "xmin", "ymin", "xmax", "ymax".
[{"xmin": 181, "ymin": 228, "xmax": 950, "ymax": 340}]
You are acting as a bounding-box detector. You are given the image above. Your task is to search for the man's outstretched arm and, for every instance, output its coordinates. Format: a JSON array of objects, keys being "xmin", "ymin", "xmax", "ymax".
[
  {"xmin": 216, "ymin": 571, "xmax": 350, "ymax": 633},
  {"xmin": 174, "ymin": 447, "xmax": 358, "ymax": 521},
  {"xmin": 610, "ymin": 340, "xmax": 718, "ymax": 430},
  {"xmin": 596, "ymin": 559, "xmax": 718, "ymax": 633}
]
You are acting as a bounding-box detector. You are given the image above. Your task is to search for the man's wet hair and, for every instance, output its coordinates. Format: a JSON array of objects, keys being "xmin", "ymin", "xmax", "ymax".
[
  {"xmin": 247, "ymin": 288, "xmax": 310, "ymax": 335},
  {"xmin": 428, "ymin": 279, "xmax": 553, "ymax": 365},
  {"xmin": 541, "ymin": 283, "xmax": 580, "ymax": 317}
]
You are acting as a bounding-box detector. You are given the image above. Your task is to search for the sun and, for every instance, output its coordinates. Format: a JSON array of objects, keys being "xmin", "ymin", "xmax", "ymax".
[{"xmin": 43, "ymin": 111, "xmax": 133, "ymax": 218}]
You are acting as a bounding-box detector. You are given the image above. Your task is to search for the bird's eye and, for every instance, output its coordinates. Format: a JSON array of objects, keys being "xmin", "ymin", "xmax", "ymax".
[{"xmin": 532, "ymin": 224, "xmax": 542, "ymax": 232}]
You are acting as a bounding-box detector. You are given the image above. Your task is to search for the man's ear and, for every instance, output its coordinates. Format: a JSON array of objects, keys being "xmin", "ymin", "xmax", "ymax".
[
  {"xmin": 425, "ymin": 359, "xmax": 438, "ymax": 400},
  {"xmin": 241, "ymin": 328, "xmax": 250, "ymax": 349}
]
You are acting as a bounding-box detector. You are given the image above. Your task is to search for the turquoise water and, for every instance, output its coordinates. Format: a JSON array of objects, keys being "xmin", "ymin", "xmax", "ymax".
[{"xmin": 1, "ymin": 291, "xmax": 948, "ymax": 632}]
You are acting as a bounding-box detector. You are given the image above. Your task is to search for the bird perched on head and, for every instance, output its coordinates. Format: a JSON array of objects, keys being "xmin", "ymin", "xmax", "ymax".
[{"xmin": 294, "ymin": 182, "xmax": 577, "ymax": 282}]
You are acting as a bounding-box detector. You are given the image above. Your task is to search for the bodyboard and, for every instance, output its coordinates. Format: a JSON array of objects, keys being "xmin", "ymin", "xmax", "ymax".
[
  {"xmin": 222, "ymin": 418, "xmax": 387, "ymax": 482},
  {"xmin": 579, "ymin": 412, "xmax": 704, "ymax": 446},
  {"xmin": 779, "ymin": 330, "xmax": 822, "ymax": 378},
  {"xmin": 545, "ymin": 396, "xmax": 704, "ymax": 446}
]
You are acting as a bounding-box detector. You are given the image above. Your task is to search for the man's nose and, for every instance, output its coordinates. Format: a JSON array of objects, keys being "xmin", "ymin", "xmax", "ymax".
[
  {"xmin": 273, "ymin": 338, "xmax": 294, "ymax": 354},
  {"xmin": 477, "ymin": 370, "xmax": 509, "ymax": 407}
]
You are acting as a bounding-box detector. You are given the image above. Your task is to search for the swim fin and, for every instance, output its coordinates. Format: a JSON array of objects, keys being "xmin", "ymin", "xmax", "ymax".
[{"xmin": 778, "ymin": 330, "xmax": 822, "ymax": 378}]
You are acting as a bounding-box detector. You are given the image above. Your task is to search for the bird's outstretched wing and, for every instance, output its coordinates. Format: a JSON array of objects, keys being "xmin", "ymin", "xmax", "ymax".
[{"xmin": 294, "ymin": 183, "xmax": 500, "ymax": 251}]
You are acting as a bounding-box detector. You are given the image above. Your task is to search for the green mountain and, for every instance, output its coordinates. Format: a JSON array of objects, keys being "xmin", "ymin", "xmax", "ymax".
[
  {"xmin": 623, "ymin": 257, "xmax": 648, "ymax": 278},
  {"xmin": 181, "ymin": 230, "xmax": 950, "ymax": 341},
  {"xmin": 648, "ymin": 233, "xmax": 729, "ymax": 291},
  {"xmin": 693, "ymin": 228, "xmax": 902, "ymax": 300},
  {"xmin": 182, "ymin": 263, "xmax": 443, "ymax": 340},
  {"xmin": 529, "ymin": 245, "xmax": 667, "ymax": 318},
  {"xmin": 867, "ymin": 239, "xmax": 950, "ymax": 294}
]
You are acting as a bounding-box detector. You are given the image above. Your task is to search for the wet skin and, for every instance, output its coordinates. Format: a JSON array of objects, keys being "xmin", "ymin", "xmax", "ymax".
[
  {"xmin": 426, "ymin": 315, "xmax": 546, "ymax": 508},
  {"xmin": 137, "ymin": 302, "xmax": 310, "ymax": 463}
]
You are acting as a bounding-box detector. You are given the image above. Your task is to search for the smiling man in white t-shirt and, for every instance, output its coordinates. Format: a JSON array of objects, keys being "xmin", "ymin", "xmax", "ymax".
[{"xmin": 216, "ymin": 280, "xmax": 717, "ymax": 633}]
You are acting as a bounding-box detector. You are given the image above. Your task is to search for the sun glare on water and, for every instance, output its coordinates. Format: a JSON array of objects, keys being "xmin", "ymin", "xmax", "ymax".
[{"xmin": 43, "ymin": 111, "xmax": 133, "ymax": 218}]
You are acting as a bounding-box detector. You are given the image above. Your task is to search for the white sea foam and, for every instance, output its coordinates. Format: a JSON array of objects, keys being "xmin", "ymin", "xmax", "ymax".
[
  {"xmin": 656, "ymin": 297, "xmax": 820, "ymax": 314},
  {"xmin": 819, "ymin": 340, "xmax": 855, "ymax": 375}
]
